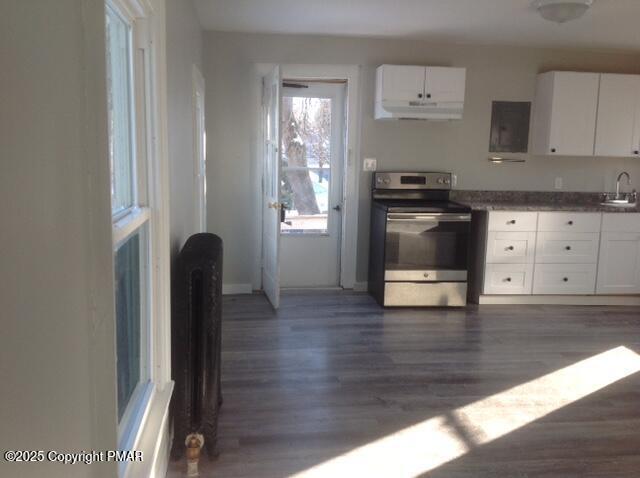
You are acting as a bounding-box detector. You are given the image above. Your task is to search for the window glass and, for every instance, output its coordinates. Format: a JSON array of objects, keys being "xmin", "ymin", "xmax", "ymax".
[
  {"xmin": 106, "ymin": 6, "xmax": 135, "ymax": 214},
  {"xmin": 281, "ymin": 96, "xmax": 332, "ymax": 234},
  {"xmin": 114, "ymin": 228, "xmax": 147, "ymax": 421}
]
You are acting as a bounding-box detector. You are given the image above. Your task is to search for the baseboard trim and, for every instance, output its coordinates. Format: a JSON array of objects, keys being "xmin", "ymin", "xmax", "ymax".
[
  {"xmin": 353, "ymin": 281, "xmax": 368, "ymax": 292},
  {"xmin": 222, "ymin": 283, "xmax": 253, "ymax": 295},
  {"xmin": 479, "ymin": 295, "xmax": 640, "ymax": 306}
]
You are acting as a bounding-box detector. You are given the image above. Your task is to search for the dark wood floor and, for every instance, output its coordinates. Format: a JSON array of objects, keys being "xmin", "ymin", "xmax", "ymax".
[{"xmin": 167, "ymin": 291, "xmax": 640, "ymax": 478}]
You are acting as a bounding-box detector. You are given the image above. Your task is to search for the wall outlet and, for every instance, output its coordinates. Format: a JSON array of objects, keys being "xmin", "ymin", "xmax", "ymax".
[
  {"xmin": 554, "ymin": 177, "xmax": 563, "ymax": 190},
  {"xmin": 363, "ymin": 158, "xmax": 377, "ymax": 171}
]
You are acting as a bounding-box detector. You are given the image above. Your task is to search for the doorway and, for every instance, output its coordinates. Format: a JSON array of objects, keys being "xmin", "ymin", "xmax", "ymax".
[
  {"xmin": 280, "ymin": 81, "xmax": 346, "ymax": 288},
  {"xmin": 258, "ymin": 64, "xmax": 361, "ymax": 309}
]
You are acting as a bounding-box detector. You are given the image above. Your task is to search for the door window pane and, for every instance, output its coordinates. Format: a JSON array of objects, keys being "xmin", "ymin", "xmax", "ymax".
[
  {"xmin": 106, "ymin": 6, "xmax": 135, "ymax": 214},
  {"xmin": 281, "ymin": 96, "xmax": 332, "ymax": 234},
  {"xmin": 114, "ymin": 228, "xmax": 147, "ymax": 421}
]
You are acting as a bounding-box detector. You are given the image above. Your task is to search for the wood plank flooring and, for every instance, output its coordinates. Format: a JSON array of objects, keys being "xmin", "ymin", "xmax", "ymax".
[{"xmin": 166, "ymin": 291, "xmax": 640, "ymax": 478}]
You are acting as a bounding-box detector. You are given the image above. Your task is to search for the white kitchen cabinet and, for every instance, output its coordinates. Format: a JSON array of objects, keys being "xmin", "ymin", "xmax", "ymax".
[
  {"xmin": 594, "ymin": 74, "xmax": 640, "ymax": 157},
  {"xmin": 487, "ymin": 211, "xmax": 538, "ymax": 232},
  {"xmin": 480, "ymin": 210, "xmax": 640, "ymax": 298},
  {"xmin": 486, "ymin": 231, "xmax": 536, "ymax": 264},
  {"xmin": 532, "ymin": 71, "xmax": 600, "ymax": 156},
  {"xmin": 533, "ymin": 263, "xmax": 597, "ymax": 295},
  {"xmin": 596, "ymin": 213, "xmax": 640, "ymax": 294},
  {"xmin": 425, "ymin": 67, "xmax": 466, "ymax": 103},
  {"xmin": 484, "ymin": 263, "xmax": 534, "ymax": 295},
  {"xmin": 537, "ymin": 212, "xmax": 601, "ymax": 233},
  {"xmin": 378, "ymin": 65, "xmax": 426, "ymax": 103},
  {"xmin": 375, "ymin": 65, "xmax": 466, "ymax": 119},
  {"xmin": 535, "ymin": 232, "xmax": 600, "ymax": 264}
]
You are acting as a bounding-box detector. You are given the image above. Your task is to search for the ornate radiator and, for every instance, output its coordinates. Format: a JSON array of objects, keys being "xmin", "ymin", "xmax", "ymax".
[{"xmin": 170, "ymin": 233, "xmax": 223, "ymax": 461}]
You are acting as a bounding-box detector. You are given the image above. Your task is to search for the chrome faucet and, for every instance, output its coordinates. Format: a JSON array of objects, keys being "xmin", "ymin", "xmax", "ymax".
[{"xmin": 616, "ymin": 171, "xmax": 631, "ymax": 198}]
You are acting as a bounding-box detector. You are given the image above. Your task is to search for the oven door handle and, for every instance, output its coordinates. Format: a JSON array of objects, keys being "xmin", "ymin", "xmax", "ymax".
[{"xmin": 387, "ymin": 213, "xmax": 471, "ymax": 222}]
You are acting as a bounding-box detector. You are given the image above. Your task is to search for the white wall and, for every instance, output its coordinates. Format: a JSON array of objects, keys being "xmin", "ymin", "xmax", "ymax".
[
  {"xmin": 0, "ymin": 1, "xmax": 117, "ymax": 477},
  {"xmin": 203, "ymin": 31, "xmax": 640, "ymax": 285},
  {"xmin": 166, "ymin": 0, "xmax": 204, "ymax": 257}
]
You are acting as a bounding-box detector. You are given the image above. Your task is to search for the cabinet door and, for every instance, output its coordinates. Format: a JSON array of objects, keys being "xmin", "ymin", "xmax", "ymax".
[
  {"xmin": 380, "ymin": 65, "xmax": 426, "ymax": 102},
  {"xmin": 549, "ymin": 72, "xmax": 600, "ymax": 156},
  {"xmin": 424, "ymin": 67, "xmax": 466, "ymax": 103},
  {"xmin": 596, "ymin": 232, "xmax": 640, "ymax": 294},
  {"xmin": 594, "ymin": 74, "xmax": 640, "ymax": 157},
  {"xmin": 534, "ymin": 72, "xmax": 600, "ymax": 156}
]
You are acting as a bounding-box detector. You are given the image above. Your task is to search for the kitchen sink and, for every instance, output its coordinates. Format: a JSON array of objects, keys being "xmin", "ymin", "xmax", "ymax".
[{"xmin": 601, "ymin": 192, "xmax": 637, "ymax": 207}]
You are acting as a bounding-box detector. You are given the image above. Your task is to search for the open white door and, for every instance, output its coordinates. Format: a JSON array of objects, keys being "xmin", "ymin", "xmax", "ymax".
[{"xmin": 262, "ymin": 65, "xmax": 281, "ymax": 308}]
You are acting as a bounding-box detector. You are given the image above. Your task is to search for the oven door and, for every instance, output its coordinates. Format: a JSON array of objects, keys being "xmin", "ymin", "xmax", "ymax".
[{"xmin": 384, "ymin": 212, "xmax": 470, "ymax": 281}]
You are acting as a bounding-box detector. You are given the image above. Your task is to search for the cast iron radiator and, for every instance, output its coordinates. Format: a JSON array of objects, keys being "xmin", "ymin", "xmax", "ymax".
[{"xmin": 171, "ymin": 233, "xmax": 223, "ymax": 460}]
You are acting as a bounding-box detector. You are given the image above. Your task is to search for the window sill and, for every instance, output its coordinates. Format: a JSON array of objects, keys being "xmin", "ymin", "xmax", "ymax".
[{"xmin": 122, "ymin": 381, "xmax": 174, "ymax": 478}]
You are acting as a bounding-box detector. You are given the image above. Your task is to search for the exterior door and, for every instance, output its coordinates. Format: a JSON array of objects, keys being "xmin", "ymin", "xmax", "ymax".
[
  {"xmin": 279, "ymin": 82, "xmax": 345, "ymax": 287},
  {"xmin": 262, "ymin": 66, "xmax": 281, "ymax": 308}
]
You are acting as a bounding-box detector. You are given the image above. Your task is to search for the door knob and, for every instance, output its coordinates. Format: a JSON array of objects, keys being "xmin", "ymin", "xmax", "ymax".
[{"xmin": 268, "ymin": 202, "xmax": 282, "ymax": 209}]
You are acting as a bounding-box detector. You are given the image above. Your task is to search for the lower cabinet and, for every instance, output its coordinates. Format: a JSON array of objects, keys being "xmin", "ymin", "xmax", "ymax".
[
  {"xmin": 596, "ymin": 231, "xmax": 640, "ymax": 294},
  {"xmin": 481, "ymin": 211, "xmax": 640, "ymax": 297},
  {"xmin": 484, "ymin": 263, "xmax": 534, "ymax": 294},
  {"xmin": 533, "ymin": 263, "xmax": 597, "ymax": 294}
]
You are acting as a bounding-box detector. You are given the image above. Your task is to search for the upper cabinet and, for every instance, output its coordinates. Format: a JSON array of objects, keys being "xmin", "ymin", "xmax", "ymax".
[
  {"xmin": 379, "ymin": 65, "xmax": 426, "ymax": 103},
  {"xmin": 594, "ymin": 74, "xmax": 640, "ymax": 157},
  {"xmin": 532, "ymin": 71, "xmax": 600, "ymax": 156},
  {"xmin": 375, "ymin": 65, "xmax": 466, "ymax": 120},
  {"xmin": 532, "ymin": 71, "xmax": 640, "ymax": 157}
]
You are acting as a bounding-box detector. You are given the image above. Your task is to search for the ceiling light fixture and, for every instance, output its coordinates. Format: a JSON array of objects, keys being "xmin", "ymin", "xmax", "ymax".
[{"xmin": 533, "ymin": 0, "xmax": 594, "ymax": 23}]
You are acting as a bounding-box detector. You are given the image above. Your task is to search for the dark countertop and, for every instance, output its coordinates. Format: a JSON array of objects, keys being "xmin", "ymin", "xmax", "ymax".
[{"xmin": 450, "ymin": 190, "xmax": 640, "ymax": 213}]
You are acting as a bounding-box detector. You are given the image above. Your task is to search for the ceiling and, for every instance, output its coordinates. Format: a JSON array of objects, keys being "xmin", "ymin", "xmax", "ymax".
[{"xmin": 194, "ymin": 0, "xmax": 640, "ymax": 51}]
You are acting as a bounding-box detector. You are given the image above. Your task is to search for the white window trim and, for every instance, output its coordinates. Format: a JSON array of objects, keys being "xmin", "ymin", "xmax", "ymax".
[
  {"xmin": 106, "ymin": 0, "xmax": 173, "ymax": 477},
  {"xmin": 252, "ymin": 64, "xmax": 362, "ymax": 290},
  {"xmin": 192, "ymin": 64, "xmax": 207, "ymax": 233}
]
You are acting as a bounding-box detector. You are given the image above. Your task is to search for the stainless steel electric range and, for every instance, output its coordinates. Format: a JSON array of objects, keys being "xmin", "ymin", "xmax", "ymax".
[{"xmin": 368, "ymin": 172, "xmax": 471, "ymax": 307}]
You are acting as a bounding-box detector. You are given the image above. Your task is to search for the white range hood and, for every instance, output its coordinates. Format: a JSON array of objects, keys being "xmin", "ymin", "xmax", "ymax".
[{"xmin": 375, "ymin": 65, "xmax": 466, "ymax": 120}]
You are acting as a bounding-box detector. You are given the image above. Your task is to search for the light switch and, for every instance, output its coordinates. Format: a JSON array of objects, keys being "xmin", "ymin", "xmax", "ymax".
[
  {"xmin": 554, "ymin": 177, "xmax": 563, "ymax": 190},
  {"xmin": 363, "ymin": 158, "xmax": 377, "ymax": 171}
]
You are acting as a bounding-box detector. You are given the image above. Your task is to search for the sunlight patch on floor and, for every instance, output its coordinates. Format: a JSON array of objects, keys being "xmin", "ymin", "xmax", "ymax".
[{"xmin": 290, "ymin": 346, "xmax": 640, "ymax": 478}]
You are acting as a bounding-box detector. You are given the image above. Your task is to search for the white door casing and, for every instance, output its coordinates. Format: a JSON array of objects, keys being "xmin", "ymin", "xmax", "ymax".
[
  {"xmin": 262, "ymin": 65, "xmax": 282, "ymax": 308},
  {"xmin": 280, "ymin": 82, "xmax": 346, "ymax": 288}
]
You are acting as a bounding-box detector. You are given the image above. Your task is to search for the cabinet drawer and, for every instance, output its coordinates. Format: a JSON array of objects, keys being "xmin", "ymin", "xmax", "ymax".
[
  {"xmin": 533, "ymin": 263, "xmax": 597, "ymax": 294},
  {"xmin": 601, "ymin": 213, "xmax": 640, "ymax": 233},
  {"xmin": 488, "ymin": 211, "xmax": 538, "ymax": 231},
  {"xmin": 535, "ymin": 232, "xmax": 600, "ymax": 263},
  {"xmin": 486, "ymin": 231, "xmax": 536, "ymax": 264},
  {"xmin": 537, "ymin": 212, "xmax": 601, "ymax": 232},
  {"xmin": 484, "ymin": 264, "xmax": 533, "ymax": 295}
]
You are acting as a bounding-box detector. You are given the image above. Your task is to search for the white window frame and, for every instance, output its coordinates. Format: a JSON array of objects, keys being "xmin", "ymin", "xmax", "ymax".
[
  {"xmin": 192, "ymin": 64, "xmax": 207, "ymax": 233},
  {"xmin": 106, "ymin": 1, "xmax": 173, "ymax": 477}
]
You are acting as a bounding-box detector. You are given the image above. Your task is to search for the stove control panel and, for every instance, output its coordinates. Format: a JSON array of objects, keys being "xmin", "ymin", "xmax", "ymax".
[{"xmin": 374, "ymin": 172, "xmax": 452, "ymax": 190}]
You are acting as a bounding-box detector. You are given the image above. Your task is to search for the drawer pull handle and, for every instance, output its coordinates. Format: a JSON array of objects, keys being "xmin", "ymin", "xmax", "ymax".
[
  {"xmin": 506, "ymin": 245, "xmax": 514, "ymax": 251},
  {"xmin": 504, "ymin": 277, "xmax": 512, "ymax": 282},
  {"xmin": 563, "ymin": 277, "xmax": 569, "ymax": 282},
  {"xmin": 508, "ymin": 220, "xmax": 516, "ymax": 224},
  {"xmin": 423, "ymin": 273, "xmax": 430, "ymax": 278},
  {"xmin": 568, "ymin": 220, "xmax": 574, "ymax": 225},
  {"xmin": 565, "ymin": 246, "xmax": 572, "ymax": 251}
]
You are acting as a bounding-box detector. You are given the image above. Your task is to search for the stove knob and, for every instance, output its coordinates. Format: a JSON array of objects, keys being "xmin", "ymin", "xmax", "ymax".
[
  {"xmin": 444, "ymin": 178, "xmax": 451, "ymax": 185},
  {"xmin": 383, "ymin": 178, "xmax": 391, "ymax": 185},
  {"xmin": 437, "ymin": 178, "xmax": 444, "ymax": 184},
  {"xmin": 376, "ymin": 177, "xmax": 383, "ymax": 183}
]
